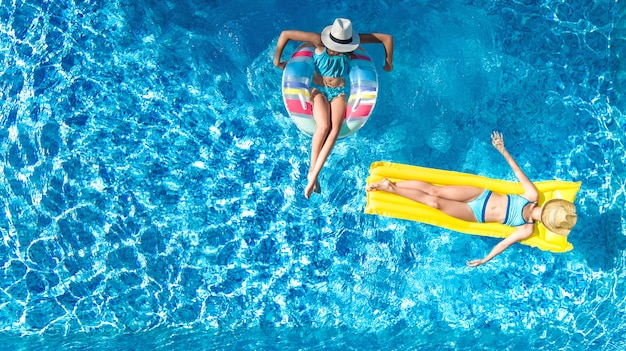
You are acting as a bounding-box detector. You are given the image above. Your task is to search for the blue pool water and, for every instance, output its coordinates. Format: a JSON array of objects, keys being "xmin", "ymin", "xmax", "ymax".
[{"xmin": 1, "ymin": 0, "xmax": 625, "ymax": 349}]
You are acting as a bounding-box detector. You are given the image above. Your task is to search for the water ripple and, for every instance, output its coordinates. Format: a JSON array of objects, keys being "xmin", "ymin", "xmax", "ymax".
[{"xmin": 0, "ymin": 0, "xmax": 624, "ymax": 349}]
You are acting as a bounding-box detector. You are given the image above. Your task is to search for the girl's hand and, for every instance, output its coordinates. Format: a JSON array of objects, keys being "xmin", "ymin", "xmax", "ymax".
[
  {"xmin": 466, "ymin": 259, "xmax": 484, "ymax": 267},
  {"xmin": 275, "ymin": 61, "xmax": 287, "ymax": 70},
  {"xmin": 491, "ymin": 131, "xmax": 505, "ymax": 152}
]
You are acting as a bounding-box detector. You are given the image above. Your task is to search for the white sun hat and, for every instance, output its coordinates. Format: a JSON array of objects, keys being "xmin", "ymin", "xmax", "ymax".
[{"xmin": 321, "ymin": 18, "xmax": 360, "ymax": 53}]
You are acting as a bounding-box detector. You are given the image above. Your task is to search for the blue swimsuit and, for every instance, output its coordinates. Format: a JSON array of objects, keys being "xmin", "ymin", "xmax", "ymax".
[
  {"xmin": 503, "ymin": 194, "xmax": 535, "ymax": 226},
  {"xmin": 312, "ymin": 49, "xmax": 350, "ymax": 101},
  {"xmin": 467, "ymin": 190, "xmax": 492, "ymax": 223},
  {"xmin": 467, "ymin": 191, "xmax": 534, "ymax": 226}
]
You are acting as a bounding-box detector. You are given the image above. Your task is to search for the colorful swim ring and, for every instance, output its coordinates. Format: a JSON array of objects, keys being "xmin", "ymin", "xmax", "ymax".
[
  {"xmin": 281, "ymin": 45, "xmax": 378, "ymax": 138},
  {"xmin": 365, "ymin": 161, "xmax": 582, "ymax": 253}
]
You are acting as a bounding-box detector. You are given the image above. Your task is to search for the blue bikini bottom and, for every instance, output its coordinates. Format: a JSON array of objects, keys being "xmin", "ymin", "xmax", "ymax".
[
  {"xmin": 466, "ymin": 190, "xmax": 492, "ymax": 222},
  {"xmin": 311, "ymin": 84, "xmax": 347, "ymax": 102}
]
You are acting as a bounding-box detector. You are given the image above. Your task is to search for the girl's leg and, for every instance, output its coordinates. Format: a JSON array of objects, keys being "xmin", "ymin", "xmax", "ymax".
[
  {"xmin": 305, "ymin": 90, "xmax": 331, "ymax": 198},
  {"xmin": 367, "ymin": 179, "xmax": 477, "ymax": 221},
  {"xmin": 309, "ymin": 89, "xmax": 331, "ymax": 168},
  {"xmin": 391, "ymin": 180, "xmax": 484, "ymax": 202},
  {"xmin": 305, "ymin": 94, "xmax": 346, "ymax": 198}
]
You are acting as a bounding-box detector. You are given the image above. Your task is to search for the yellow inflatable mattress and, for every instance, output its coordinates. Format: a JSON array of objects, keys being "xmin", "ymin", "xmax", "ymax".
[{"xmin": 364, "ymin": 161, "xmax": 581, "ymax": 253}]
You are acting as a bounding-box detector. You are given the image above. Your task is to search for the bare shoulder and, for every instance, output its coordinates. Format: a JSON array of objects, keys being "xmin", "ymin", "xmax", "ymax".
[
  {"xmin": 522, "ymin": 186, "xmax": 539, "ymax": 203},
  {"xmin": 515, "ymin": 223, "xmax": 535, "ymax": 239}
]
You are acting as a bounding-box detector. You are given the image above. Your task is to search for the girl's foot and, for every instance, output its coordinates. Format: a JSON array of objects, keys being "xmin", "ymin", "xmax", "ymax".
[
  {"xmin": 305, "ymin": 175, "xmax": 321, "ymax": 199},
  {"xmin": 366, "ymin": 178, "xmax": 394, "ymax": 192}
]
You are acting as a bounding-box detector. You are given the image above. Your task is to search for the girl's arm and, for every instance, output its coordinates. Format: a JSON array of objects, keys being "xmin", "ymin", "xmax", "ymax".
[
  {"xmin": 358, "ymin": 33, "xmax": 394, "ymax": 71},
  {"xmin": 466, "ymin": 225, "xmax": 534, "ymax": 267},
  {"xmin": 491, "ymin": 131, "xmax": 539, "ymax": 202},
  {"xmin": 274, "ymin": 30, "xmax": 322, "ymax": 69}
]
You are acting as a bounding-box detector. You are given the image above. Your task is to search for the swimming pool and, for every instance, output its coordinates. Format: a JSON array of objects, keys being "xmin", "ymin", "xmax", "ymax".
[{"xmin": 0, "ymin": 0, "xmax": 624, "ymax": 349}]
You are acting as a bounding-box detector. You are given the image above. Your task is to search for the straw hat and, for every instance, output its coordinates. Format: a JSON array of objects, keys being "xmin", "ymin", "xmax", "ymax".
[
  {"xmin": 541, "ymin": 199, "xmax": 577, "ymax": 236},
  {"xmin": 321, "ymin": 18, "xmax": 360, "ymax": 53}
]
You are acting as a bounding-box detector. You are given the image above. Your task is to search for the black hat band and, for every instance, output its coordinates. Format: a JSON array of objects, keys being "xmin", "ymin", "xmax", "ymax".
[{"xmin": 330, "ymin": 33, "xmax": 352, "ymax": 44}]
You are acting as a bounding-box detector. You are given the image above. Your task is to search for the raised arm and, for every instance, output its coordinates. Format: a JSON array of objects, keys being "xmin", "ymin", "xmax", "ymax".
[
  {"xmin": 274, "ymin": 30, "xmax": 323, "ymax": 70},
  {"xmin": 491, "ymin": 131, "xmax": 539, "ymax": 202},
  {"xmin": 466, "ymin": 225, "xmax": 534, "ymax": 267},
  {"xmin": 358, "ymin": 33, "xmax": 394, "ymax": 71}
]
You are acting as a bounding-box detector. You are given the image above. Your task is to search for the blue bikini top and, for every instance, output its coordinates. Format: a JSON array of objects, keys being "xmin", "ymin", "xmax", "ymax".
[
  {"xmin": 314, "ymin": 49, "xmax": 350, "ymax": 78},
  {"xmin": 503, "ymin": 195, "xmax": 535, "ymax": 227}
]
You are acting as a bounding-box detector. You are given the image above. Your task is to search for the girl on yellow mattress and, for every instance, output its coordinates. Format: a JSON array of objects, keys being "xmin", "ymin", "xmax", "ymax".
[{"xmin": 366, "ymin": 131, "xmax": 577, "ymax": 267}]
